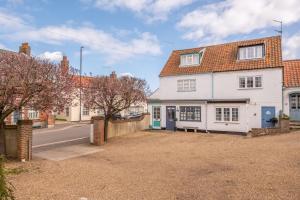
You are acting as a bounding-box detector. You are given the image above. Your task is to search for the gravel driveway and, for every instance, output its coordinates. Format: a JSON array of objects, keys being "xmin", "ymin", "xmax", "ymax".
[{"xmin": 7, "ymin": 131, "xmax": 300, "ymax": 200}]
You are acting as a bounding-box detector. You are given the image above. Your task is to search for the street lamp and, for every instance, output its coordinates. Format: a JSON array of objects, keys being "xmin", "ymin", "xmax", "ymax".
[{"xmin": 79, "ymin": 46, "xmax": 84, "ymax": 122}]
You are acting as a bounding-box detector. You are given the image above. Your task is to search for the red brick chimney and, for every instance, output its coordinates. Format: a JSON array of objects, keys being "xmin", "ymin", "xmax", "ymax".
[
  {"xmin": 110, "ymin": 71, "xmax": 117, "ymax": 79},
  {"xmin": 60, "ymin": 55, "xmax": 69, "ymax": 74},
  {"xmin": 19, "ymin": 42, "xmax": 31, "ymax": 56}
]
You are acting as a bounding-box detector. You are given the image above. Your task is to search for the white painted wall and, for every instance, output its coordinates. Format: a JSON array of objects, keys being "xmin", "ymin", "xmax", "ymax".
[{"xmin": 149, "ymin": 68, "xmax": 283, "ymax": 131}]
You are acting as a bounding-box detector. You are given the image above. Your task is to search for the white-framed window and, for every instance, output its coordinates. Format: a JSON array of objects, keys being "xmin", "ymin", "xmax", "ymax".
[
  {"xmin": 177, "ymin": 79, "xmax": 196, "ymax": 92},
  {"xmin": 82, "ymin": 107, "xmax": 89, "ymax": 116},
  {"xmin": 239, "ymin": 76, "xmax": 262, "ymax": 89},
  {"xmin": 179, "ymin": 106, "xmax": 201, "ymax": 121},
  {"xmin": 215, "ymin": 107, "xmax": 239, "ymax": 122},
  {"xmin": 238, "ymin": 44, "xmax": 264, "ymax": 60},
  {"xmin": 28, "ymin": 109, "xmax": 39, "ymax": 119},
  {"xmin": 180, "ymin": 53, "xmax": 200, "ymax": 66},
  {"xmin": 153, "ymin": 107, "xmax": 161, "ymax": 120}
]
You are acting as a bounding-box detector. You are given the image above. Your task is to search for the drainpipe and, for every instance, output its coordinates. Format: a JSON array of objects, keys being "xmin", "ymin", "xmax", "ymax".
[
  {"xmin": 205, "ymin": 101, "xmax": 209, "ymax": 133},
  {"xmin": 281, "ymin": 69, "xmax": 284, "ymax": 116},
  {"xmin": 211, "ymin": 72, "xmax": 214, "ymax": 99}
]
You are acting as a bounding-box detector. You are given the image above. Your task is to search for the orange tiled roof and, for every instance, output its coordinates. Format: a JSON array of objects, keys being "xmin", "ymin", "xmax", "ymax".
[
  {"xmin": 283, "ymin": 59, "xmax": 300, "ymax": 87},
  {"xmin": 160, "ymin": 36, "xmax": 283, "ymax": 77}
]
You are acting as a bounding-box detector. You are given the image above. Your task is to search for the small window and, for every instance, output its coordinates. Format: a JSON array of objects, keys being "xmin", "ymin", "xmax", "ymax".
[
  {"xmin": 239, "ymin": 77, "xmax": 246, "ymax": 88},
  {"xmin": 291, "ymin": 95, "xmax": 297, "ymax": 109},
  {"xmin": 239, "ymin": 76, "xmax": 262, "ymax": 89},
  {"xmin": 28, "ymin": 109, "xmax": 39, "ymax": 119},
  {"xmin": 247, "ymin": 77, "xmax": 253, "ymax": 88},
  {"xmin": 180, "ymin": 53, "xmax": 200, "ymax": 66},
  {"xmin": 232, "ymin": 108, "xmax": 239, "ymax": 122},
  {"xmin": 177, "ymin": 79, "xmax": 196, "ymax": 92},
  {"xmin": 216, "ymin": 108, "xmax": 222, "ymax": 121},
  {"xmin": 153, "ymin": 107, "xmax": 160, "ymax": 120},
  {"xmin": 224, "ymin": 108, "xmax": 230, "ymax": 121},
  {"xmin": 180, "ymin": 106, "xmax": 201, "ymax": 121},
  {"xmin": 216, "ymin": 107, "xmax": 239, "ymax": 122},
  {"xmin": 82, "ymin": 107, "xmax": 89, "ymax": 116},
  {"xmin": 238, "ymin": 44, "xmax": 264, "ymax": 60}
]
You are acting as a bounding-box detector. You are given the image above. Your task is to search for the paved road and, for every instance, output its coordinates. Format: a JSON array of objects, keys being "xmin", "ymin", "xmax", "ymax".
[{"xmin": 33, "ymin": 122, "xmax": 91, "ymax": 151}]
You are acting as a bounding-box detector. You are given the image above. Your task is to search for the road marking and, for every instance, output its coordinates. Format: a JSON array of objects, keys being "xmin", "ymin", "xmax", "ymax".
[
  {"xmin": 33, "ymin": 124, "xmax": 89, "ymax": 135},
  {"xmin": 33, "ymin": 137, "xmax": 89, "ymax": 148}
]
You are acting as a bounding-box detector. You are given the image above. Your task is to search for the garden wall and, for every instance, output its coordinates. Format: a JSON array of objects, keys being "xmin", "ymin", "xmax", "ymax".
[
  {"xmin": 91, "ymin": 114, "xmax": 150, "ymax": 145},
  {"xmin": 3, "ymin": 120, "xmax": 33, "ymax": 161},
  {"xmin": 250, "ymin": 119, "xmax": 290, "ymax": 137}
]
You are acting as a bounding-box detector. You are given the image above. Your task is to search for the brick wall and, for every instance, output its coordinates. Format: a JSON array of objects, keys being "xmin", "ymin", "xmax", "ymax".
[
  {"xmin": 17, "ymin": 120, "xmax": 32, "ymax": 161},
  {"xmin": 250, "ymin": 119, "xmax": 290, "ymax": 137}
]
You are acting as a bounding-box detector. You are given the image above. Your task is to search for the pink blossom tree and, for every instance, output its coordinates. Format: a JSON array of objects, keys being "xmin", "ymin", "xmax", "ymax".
[
  {"xmin": 82, "ymin": 73, "xmax": 148, "ymax": 142},
  {"xmin": 0, "ymin": 52, "xmax": 77, "ymax": 155}
]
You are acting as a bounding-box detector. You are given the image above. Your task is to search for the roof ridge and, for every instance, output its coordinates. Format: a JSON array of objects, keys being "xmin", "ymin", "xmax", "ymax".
[
  {"xmin": 283, "ymin": 59, "xmax": 300, "ymax": 62},
  {"xmin": 173, "ymin": 35, "xmax": 280, "ymax": 52}
]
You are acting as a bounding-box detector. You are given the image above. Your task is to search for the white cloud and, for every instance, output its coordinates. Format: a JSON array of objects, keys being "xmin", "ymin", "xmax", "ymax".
[
  {"xmin": 38, "ymin": 51, "xmax": 63, "ymax": 62},
  {"xmin": 283, "ymin": 33, "xmax": 300, "ymax": 59},
  {"xmin": 0, "ymin": 10, "xmax": 162, "ymax": 64},
  {"xmin": 178, "ymin": 0, "xmax": 300, "ymax": 41},
  {"xmin": 81, "ymin": 0, "xmax": 195, "ymax": 22},
  {"xmin": 119, "ymin": 72, "xmax": 134, "ymax": 77}
]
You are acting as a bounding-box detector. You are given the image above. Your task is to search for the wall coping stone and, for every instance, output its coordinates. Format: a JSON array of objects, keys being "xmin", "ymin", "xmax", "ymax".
[{"xmin": 17, "ymin": 120, "xmax": 33, "ymax": 125}]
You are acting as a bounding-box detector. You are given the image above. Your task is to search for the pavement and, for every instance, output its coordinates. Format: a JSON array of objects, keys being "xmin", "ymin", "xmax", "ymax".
[{"xmin": 32, "ymin": 122, "xmax": 103, "ymax": 161}]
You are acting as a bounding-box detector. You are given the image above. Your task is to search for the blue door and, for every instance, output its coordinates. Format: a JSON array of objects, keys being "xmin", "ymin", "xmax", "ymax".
[
  {"xmin": 166, "ymin": 106, "xmax": 176, "ymax": 131},
  {"xmin": 290, "ymin": 94, "xmax": 300, "ymax": 121},
  {"xmin": 261, "ymin": 106, "xmax": 275, "ymax": 128}
]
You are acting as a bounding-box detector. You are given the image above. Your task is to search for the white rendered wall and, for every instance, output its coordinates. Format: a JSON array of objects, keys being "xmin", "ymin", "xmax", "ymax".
[{"xmin": 149, "ymin": 68, "xmax": 283, "ymax": 130}]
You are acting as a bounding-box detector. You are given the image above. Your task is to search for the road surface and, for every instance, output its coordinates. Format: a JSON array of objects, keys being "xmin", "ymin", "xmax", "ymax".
[{"xmin": 33, "ymin": 122, "xmax": 90, "ymax": 151}]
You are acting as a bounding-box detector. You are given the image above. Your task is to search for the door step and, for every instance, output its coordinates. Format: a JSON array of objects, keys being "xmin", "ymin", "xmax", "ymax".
[{"xmin": 290, "ymin": 121, "xmax": 300, "ymax": 129}]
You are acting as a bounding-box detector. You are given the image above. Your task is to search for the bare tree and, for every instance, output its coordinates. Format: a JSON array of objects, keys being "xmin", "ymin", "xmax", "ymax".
[
  {"xmin": 0, "ymin": 52, "xmax": 77, "ymax": 155},
  {"xmin": 82, "ymin": 72, "xmax": 148, "ymax": 142}
]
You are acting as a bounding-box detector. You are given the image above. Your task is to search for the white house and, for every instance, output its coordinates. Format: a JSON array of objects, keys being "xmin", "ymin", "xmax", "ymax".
[{"xmin": 148, "ymin": 36, "xmax": 300, "ymax": 133}]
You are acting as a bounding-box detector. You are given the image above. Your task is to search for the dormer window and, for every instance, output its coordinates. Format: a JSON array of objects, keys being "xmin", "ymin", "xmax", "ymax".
[
  {"xmin": 180, "ymin": 49, "xmax": 204, "ymax": 67},
  {"xmin": 238, "ymin": 44, "xmax": 264, "ymax": 60}
]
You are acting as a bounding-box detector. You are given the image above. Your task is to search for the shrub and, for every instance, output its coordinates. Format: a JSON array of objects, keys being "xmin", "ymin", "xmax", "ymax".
[
  {"xmin": 281, "ymin": 114, "xmax": 290, "ymax": 120},
  {"xmin": 0, "ymin": 156, "xmax": 15, "ymax": 200}
]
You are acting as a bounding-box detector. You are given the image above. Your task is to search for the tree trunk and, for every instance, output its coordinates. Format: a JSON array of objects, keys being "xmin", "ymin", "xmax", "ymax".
[
  {"xmin": 0, "ymin": 121, "xmax": 6, "ymax": 156},
  {"xmin": 104, "ymin": 117, "xmax": 109, "ymax": 142}
]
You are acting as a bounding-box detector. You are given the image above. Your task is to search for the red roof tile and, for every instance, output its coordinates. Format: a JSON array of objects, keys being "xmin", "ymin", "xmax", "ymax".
[
  {"xmin": 160, "ymin": 36, "xmax": 283, "ymax": 77},
  {"xmin": 283, "ymin": 59, "xmax": 300, "ymax": 87}
]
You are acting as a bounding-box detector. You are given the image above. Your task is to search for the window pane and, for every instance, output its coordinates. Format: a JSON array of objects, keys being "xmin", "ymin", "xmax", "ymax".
[
  {"xmin": 232, "ymin": 108, "xmax": 239, "ymax": 121},
  {"xmin": 184, "ymin": 80, "xmax": 189, "ymax": 90},
  {"xmin": 193, "ymin": 54, "xmax": 200, "ymax": 65},
  {"xmin": 255, "ymin": 76, "xmax": 262, "ymax": 87},
  {"xmin": 298, "ymin": 95, "xmax": 300, "ymax": 109},
  {"xmin": 239, "ymin": 77, "xmax": 246, "ymax": 88},
  {"xmin": 177, "ymin": 80, "xmax": 183, "ymax": 91},
  {"xmin": 291, "ymin": 95, "xmax": 297, "ymax": 109},
  {"xmin": 216, "ymin": 108, "xmax": 222, "ymax": 121},
  {"xmin": 247, "ymin": 77, "xmax": 253, "ymax": 88},
  {"xmin": 224, "ymin": 108, "xmax": 230, "ymax": 121},
  {"xmin": 190, "ymin": 80, "xmax": 196, "ymax": 91},
  {"xmin": 255, "ymin": 45, "xmax": 263, "ymax": 58}
]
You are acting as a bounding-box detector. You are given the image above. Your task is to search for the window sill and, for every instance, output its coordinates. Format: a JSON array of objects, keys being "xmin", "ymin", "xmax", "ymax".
[
  {"xmin": 177, "ymin": 90, "xmax": 196, "ymax": 92},
  {"xmin": 237, "ymin": 87, "xmax": 263, "ymax": 90},
  {"xmin": 214, "ymin": 121, "xmax": 240, "ymax": 124},
  {"xmin": 179, "ymin": 64, "xmax": 200, "ymax": 67}
]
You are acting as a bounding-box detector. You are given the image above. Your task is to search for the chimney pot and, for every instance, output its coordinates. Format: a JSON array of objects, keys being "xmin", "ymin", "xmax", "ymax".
[{"xmin": 19, "ymin": 42, "xmax": 31, "ymax": 56}]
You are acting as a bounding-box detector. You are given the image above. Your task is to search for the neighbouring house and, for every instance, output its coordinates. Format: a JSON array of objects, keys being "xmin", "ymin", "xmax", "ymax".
[
  {"xmin": 56, "ymin": 72, "xmax": 148, "ymax": 122},
  {"xmin": 2, "ymin": 43, "xmax": 55, "ymax": 127},
  {"xmin": 148, "ymin": 36, "xmax": 300, "ymax": 133}
]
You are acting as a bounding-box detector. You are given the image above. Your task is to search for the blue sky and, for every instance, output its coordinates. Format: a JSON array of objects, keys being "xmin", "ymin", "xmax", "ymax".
[{"xmin": 1, "ymin": 0, "xmax": 300, "ymax": 90}]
